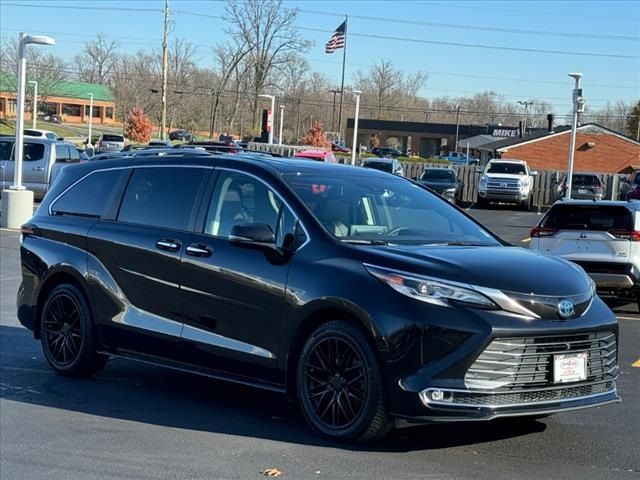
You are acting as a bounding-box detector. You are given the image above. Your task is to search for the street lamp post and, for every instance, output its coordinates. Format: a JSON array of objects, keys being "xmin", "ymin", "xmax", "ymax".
[
  {"xmin": 258, "ymin": 94, "xmax": 275, "ymax": 145},
  {"xmin": 87, "ymin": 93, "xmax": 94, "ymax": 146},
  {"xmin": 28, "ymin": 80, "xmax": 37, "ymax": 129},
  {"xmin": 517, "ymin": 100, "xmax": 534, "ymax": 135},
  {"xmin": 351, "ymin": 90, "xmax": 362, "ymax": 166},
  {"xmin": 278, "ymin": 104, "xmax": 285, "ymax": 146},
  {"xmin": 1, "ymin": 32, "xmax": 54, "ymax": 229},
  {"xmin": 565, "ymin": 73, "xmax": 585, "ymax": 200}
]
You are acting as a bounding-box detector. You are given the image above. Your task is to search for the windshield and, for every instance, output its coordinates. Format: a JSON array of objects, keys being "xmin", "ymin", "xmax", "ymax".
[
  {"xmin": 421, "ymin": 170, "xmax": 455, "ymax": 182},
  {"xmin": 362, "ymin": 161, "xmax": 393, "ymax": 173},
  {"xmin": 102, "ymin": 135, "xmax": 124, "ymax": 142},
  {"xmin": 487, "ymin": 163, "xmax": 526, "ymax": 175},
  {"xmin": 284, "ymin": 173, "xmax": 499, "ymax": 246},
  {"xmin": 562, "ymin": 174, "xmax": 601, "ymax": 187}
]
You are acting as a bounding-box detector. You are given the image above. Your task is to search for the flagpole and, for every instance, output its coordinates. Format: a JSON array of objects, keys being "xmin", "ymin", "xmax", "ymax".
[{"xmin": 337, "ymin": 15, "xmax": 347, "ymax": 141}]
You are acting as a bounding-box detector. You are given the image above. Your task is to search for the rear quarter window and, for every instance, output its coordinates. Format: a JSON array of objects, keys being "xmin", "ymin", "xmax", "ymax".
[
  {"xmin": 51, "ymin": 169, "xmax": 124, "ymax": 218},
  {"xmin": 101, "ymin": 135, "xmax": 125, "ymax": 142},
  {"xmin": 542, "ymin": 205, "xmax": 632, "ymax": 231}
]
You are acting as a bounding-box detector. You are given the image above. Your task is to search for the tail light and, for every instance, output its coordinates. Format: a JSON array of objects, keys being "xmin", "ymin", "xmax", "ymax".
[
  {"xmin": 594, "ymin": 185, "xmax": 603, "ymax": 192},
  {"xmin": 609, "ymin": 230, "xmax": 640, "ymax": 241},
  {"xmin": 530, "ymin": 227, "xmax": 558, "ymax": 238}
]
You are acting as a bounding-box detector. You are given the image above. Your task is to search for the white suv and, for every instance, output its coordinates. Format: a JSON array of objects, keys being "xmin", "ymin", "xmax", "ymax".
[
  {"xmin": 530, "ymin": 200, "xmax": 640, "ymax": 310},
  {"xmin": 477, "ymin": 159, "xmax": 537, "ymax": 210}
]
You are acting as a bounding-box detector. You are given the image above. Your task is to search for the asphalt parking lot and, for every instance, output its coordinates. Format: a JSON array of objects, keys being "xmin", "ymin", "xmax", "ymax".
[{"xmin": 1, "ymin": 209, "xmax": 639, "ymax": 480}]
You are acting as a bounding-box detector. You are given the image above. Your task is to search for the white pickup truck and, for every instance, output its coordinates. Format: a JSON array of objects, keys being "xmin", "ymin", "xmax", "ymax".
[
  {"xmin": 0, "ymin": 136, "xmax": 81, "ymax": 200},
  {"xmin": 476, "ymin": 159, "xmax": 537, "ymax": 210}
]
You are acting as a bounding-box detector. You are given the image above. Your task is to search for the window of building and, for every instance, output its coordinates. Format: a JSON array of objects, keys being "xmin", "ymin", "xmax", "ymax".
[
  {"xmin": 62, "ymin": 104, "xmax": 81, "ymax": 116},
  {"xmin": 8, "ymin": 99, "xmax": 17, "ymax": 114},
  {"xmin": 51, "ymin": 170, "xmax": 123, "ymax": 218},
  {"xmin": 0, "ymin": 98, "xmax": 5, "ymax": 113},
  {"xmin": 84, "ymin": 105, "xmax": 102, "ymax": 117},
  {"xmin": 105, "ymin": 107, "xmax": 114, "ymax": 119},
  {"xmin": 118, "ymin": 167, "xmax": 208, "ymax": 231}
]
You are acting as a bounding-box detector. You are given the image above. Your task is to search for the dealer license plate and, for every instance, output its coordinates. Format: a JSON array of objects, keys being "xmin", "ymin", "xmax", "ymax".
[
  {"xmin": 553, "ymin": 352, "xmax": 587, "ymax": 383},
  {"xmin": 578, "ymin": 189, "xmax": 588, "ymax": 194}
]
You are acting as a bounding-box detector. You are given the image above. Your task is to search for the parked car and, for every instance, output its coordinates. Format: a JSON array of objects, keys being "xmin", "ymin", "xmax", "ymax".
[
  {"xmin": 331, "ymin": 142, "xmax": 350, "ymax": 154},
  {"xmin": 417, "ymin": 167, "xmax": 463, "ymax": 204},
  {"xmin": 96, "ymin": 133, "xmax": 125, "ymax": 153},
  {"xmin": 439, "ymin": 152, "xmax": 478, "ymax": 165},
  {"xmin": 477, "ymin": 159, "xmax": 537, "ymax": 210},
  {"xmin": 148, "ymin": 140, "xmax": 173, "ymax": 148},
  {"xmin": 89, "ymin": 152, "xmax": 128, "ymax": 161},
  {"xmin": 530, "ymin": 200, "xmax": 640, "ymax": 310},
  {"xmin": 555, "ymin": 172, "xmax": 605, "ymax": 201},
  {"xmin": 24, "ymin": 129, "xmax": 59, "ymax": 140},
  {"xmin": 181, "ymin": 140, "xmax": 238, "ymax": 154},
  {"xmin": 361, "ymin": 157, "xmax": 404, "ymax": 176},
  {"xmin": 169, "ymin": 129, "xmax": 192, "ymax": 141},
  {"xmin": 371, "ymin": 147, "xmax": 403, "ymax": 158},
  {"xmin": 293, "ymin": 150, "xmax": 337, "ymax": 163},
  {"xmin": 618, "ymin": 170, "xmax": 640, "ymax": 200},
  {"xmin": 17, "ymin": 154, "xmax": 619, "ymax": 443},
  {"xmin": 0, "ymin": 137, "xmax": 80, "ymax": 199}
]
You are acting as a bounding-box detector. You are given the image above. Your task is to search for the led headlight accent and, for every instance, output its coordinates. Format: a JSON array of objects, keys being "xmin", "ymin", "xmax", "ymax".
[{"xmin": 365, "ymin": 264, "xmax": 497, "ymax": 309}]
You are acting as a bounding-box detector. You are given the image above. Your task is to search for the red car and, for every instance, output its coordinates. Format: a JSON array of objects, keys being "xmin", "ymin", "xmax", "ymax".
[{"xmin": 293, "ymin": 149, "xmax": 338, "ymax": 163}]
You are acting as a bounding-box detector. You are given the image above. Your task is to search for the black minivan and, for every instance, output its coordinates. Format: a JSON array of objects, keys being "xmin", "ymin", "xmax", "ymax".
[{"xmin": 17, "ymin": 154, "xmax": 619, "ymax": 442}]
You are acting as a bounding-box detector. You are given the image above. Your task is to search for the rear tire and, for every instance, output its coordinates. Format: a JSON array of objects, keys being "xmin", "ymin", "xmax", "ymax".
[
  {"xmin": 296, "ymin": 321, "xmax": 391, "ymax": 443},
  {"xmin": 40, "ymin": 283, "xmax": 108, "ymax": 377}
]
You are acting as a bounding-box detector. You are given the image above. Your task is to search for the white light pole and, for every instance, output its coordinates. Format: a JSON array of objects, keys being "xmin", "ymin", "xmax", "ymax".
[
  {"xmin": 28, "ymin": 80, "xmax": 37, "ymax": 129},
  {"xmin": 278, "ymin": 104, "xmax": 285, "ymax": 145},
  {"xmin": 258, "ymin": 94, "xmax": 275, "ymax": 145},
  {"xmin": 1, "ymin": 32, "xmax": 54, "ymax": 229},
  {"xmin": 87, "ymin": 93, "xmax": 94, "ymax": 146},
  {"xmin": 565, "ymin": 73, "xmax": 584, "ymax": 200},
  {"xmin": 351, "ymin": 90, "xmax": 362, "ymax": 166}
]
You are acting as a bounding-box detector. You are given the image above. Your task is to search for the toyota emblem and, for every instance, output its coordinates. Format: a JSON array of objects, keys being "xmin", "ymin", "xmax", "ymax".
[
  {"xmin": 501, "ymin": 182, "xmax": 508, "ymax": 188},
  {"xmin": 558, "ymin": 299, "xmax": 575, "ymax": 319},
  {"xmin": 580, "ymin": 233, "xmax": 587, "ymax": 239}
]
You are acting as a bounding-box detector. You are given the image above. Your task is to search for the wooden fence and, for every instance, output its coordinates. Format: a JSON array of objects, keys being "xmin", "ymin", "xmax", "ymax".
[{"xmin": 246, "ymin": 143, "xmax": 625, "ymax": 207}]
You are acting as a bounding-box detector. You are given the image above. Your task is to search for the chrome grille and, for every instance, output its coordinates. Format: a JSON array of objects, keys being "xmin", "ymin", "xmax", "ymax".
[
  {"xmin": 486, "ymin": 177, "xmax": 521, "ymax": 193},
  {"xmin": 465, "ymin": 331, "xmax": 617, "ymax": 390}
]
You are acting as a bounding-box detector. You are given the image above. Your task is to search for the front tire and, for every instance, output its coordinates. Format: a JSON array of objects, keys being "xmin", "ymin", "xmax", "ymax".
[
  {"xmin": 296, "ymin": 321, "xmax": 391, "ymax": 443},
  {"xmin": 40, "ymin": 283, "xmax": 108, "ymax": 377}
]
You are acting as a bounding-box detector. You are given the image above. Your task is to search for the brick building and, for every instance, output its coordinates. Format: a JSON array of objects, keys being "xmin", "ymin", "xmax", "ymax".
[
  {"xmin": 0, "ymin": 73, "xmax": 116, "ymax": 124},
  {"xmin": 479, "ymin": 124, "xmax": 640, "ymax": 174}
]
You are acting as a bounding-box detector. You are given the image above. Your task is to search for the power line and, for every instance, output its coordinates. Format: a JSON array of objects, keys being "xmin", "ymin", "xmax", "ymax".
[
  {"xmin": 299, "ymin": 27, "xmax": 640, "ymax": 60},
  {"xmin": 1, "ymin": 2, "xmax": 160, "ymax": 12},
  {"xmin": 298, "ymin": 8, "xmax": 639, "ymax": 42}
]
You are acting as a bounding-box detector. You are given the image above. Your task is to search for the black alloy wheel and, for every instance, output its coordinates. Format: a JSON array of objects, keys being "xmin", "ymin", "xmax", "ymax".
[
  {"xmin": 297, "ymin": 321, "xmax": 390, "ymax": 443},
  {"xmin": 40, "ymin": 284, "xmax": 108, "ymax": 377}
]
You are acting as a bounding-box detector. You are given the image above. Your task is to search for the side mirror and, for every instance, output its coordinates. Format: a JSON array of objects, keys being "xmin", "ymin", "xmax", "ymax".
[
  {"xmin": 530, "ymin": 171, "xmax": 538, "ymax": 176},
  {"xmin": 229, "ymin": 223, "xmax": 275, "ymax": 248}
]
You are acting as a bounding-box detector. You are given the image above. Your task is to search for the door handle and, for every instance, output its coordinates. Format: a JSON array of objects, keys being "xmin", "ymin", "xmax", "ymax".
[
  {"xmin": 156, "ymin": 239, "xmax": 181, "ymax": 252},
  {"xmin": 33, "ymin": 167, "xmax": 45, "ymax": 172},
  {"xmin": 186, "ymin": 244, "xmax": 213, "ymax": 257}
]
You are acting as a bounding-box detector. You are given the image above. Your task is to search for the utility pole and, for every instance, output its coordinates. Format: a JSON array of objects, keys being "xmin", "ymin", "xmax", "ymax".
[
  {"xmin": 295, "ymin": 98, "xmax": 301, "ymax": 144},
  {"xmin": 454, "ymin": 105, "xmax": 461, "ymax": 152},
  {"xmin": 160, "ymin": 0, "xmax": 169, "ymax": 140}
]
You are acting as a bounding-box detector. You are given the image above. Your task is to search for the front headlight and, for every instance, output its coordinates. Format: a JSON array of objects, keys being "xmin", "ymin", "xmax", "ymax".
[
  {"xmin": 479, "ymin": 176, "xmax": 487, "ymax": 189},
  {"xmin": 365, "ymin": 264, "xmax": 497, "ymax": 309},
  {"xmin": 445, "ymin": 187, "xmax": 457, "ymax": 193}
]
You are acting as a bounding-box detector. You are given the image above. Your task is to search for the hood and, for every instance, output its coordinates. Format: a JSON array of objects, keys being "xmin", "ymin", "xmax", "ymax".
[
  {"xmin": 362, "ymin": 245, "xmax": 590, "ymax": 296},
  {"xmin": 484, "ymin": 173, "xmax": 526, "ymax": 180},
  {"xmin": 420, "ymin": 180, "xmax": 457, "ymax": 191}
]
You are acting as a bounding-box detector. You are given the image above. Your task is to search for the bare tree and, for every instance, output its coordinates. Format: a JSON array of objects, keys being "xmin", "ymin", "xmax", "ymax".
[
  {"xmin": 225, "ymin": 0, "xmax": 311, "ymax": 127},
  {"xmin": 73, "ymin": 34, "xmax": 119, "ymax": 84}
]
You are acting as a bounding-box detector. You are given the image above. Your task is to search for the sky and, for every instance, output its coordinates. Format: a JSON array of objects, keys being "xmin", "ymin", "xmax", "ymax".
[{"xmin": 1, "ymin": 0, "xmax": 639, "ymax": 114}]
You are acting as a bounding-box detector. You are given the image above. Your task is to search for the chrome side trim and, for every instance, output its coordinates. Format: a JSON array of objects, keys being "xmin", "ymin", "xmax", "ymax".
[
  {"xmin": 119, "ymin": 267, "xmax": 180, "ymax": 289},
  {"xmin": 216, "ymin": 167, "xmax": 311, "ymax": 252},
  {"xmin": 474, "ymin": 286, "xmax": 540, "ymax": 318},
  {"xmin": 112, "ymin": 306, "xmax": 183, "ymax": 338},
  {"xmin": 181, "ymin": 324, "xmax": 276, "ymax": 359}
]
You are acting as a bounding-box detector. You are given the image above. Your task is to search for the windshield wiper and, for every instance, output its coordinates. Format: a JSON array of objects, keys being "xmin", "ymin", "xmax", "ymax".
[{"xmin": 341, "ymin": 239, "xmax": 390, "ymax": 245}]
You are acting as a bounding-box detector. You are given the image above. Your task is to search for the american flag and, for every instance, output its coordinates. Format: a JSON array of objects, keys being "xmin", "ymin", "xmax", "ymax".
[{"xmin": 325, "ymin": 21, "xmax": 346, "ymax": 54}]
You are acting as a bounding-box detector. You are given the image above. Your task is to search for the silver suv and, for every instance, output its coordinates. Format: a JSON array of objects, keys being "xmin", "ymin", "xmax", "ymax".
[
  {"xmin": 96, "ymin": 133, "xmax": 125, "ymax": 153},
  {"xmin": 530, "ymin": 200, "xmax": 640, "ymax": 310}
]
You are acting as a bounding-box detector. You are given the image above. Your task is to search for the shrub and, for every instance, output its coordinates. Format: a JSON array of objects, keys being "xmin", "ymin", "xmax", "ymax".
[
  {"xmin": 302, "ymin": 121, "xmax": 330, "ymax": 148},
  {"xmin": 124, "ymin": 107, "xmax": 153, "ymax": 143}
]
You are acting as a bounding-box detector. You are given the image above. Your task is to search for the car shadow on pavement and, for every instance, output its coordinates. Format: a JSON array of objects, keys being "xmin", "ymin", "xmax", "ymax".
[{"xmin": 0, "ymin": 325, "xmax": 546, "ymax": 453}]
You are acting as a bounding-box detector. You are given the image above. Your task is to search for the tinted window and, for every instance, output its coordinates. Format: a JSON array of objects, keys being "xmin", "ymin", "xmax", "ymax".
[
  {"xmin": 205, "ymin": 171, "xmax": 296, "ymax": 247},
  {"xmin": 542, "ymin": 205, "xmax": 632, "ymax": 231},
  {"xmin": 55, "ymin": 144, "xmax": 70, "ymax": 163},
  {"xmin": 362, "ymin": 161, "xmax": 393, "ymax": 173},
  {"xmin": 118, "ymin": 167, "xmax": 208, "ymax": 230},
  {"xmin": 421, "ymin": 170, "xmax": 455, "ymax": 182},
  {"xmin": 22, "ymin": 143, "xmax": 45, "ymax": 162},
  {"xmin": 486, "ymin": 163, "xmax": 526, "ymax": 175},
  {"xmin": 571, "ymin": 175, "xmax": 601, "ymax": 187},
  {"xmin": 101, "ymin": 135, "xmax": 124, "ymax": 142},
  {"xmin": 52, "ymin": 170, "xmax": 122, "ymax": 217},
  {"xmin": 285, "ymin": 172, "xmax": 498, "ymax": 245},
  {"xmin": 0, "ymin": 141, "xmax": 13, "ymax": 160}
]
